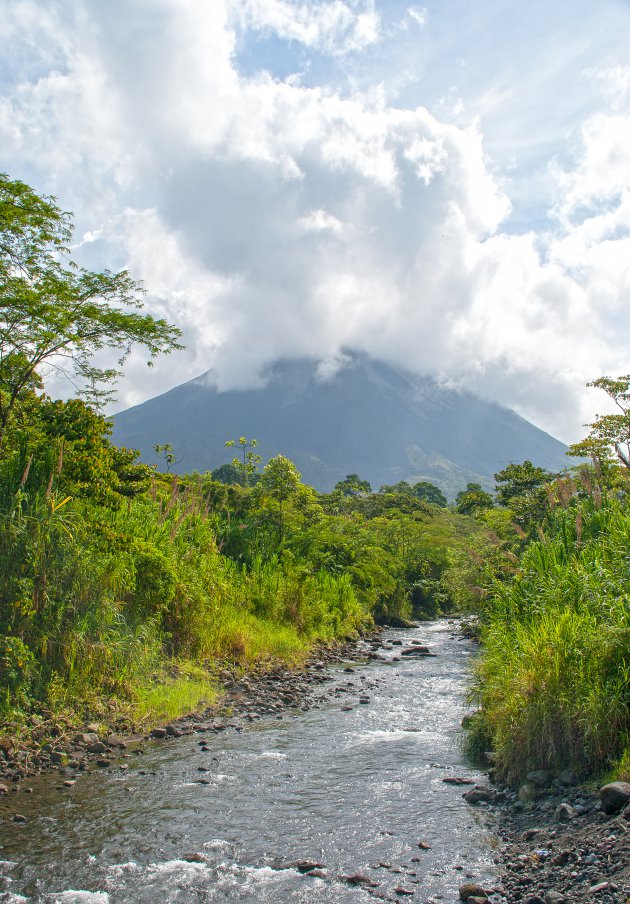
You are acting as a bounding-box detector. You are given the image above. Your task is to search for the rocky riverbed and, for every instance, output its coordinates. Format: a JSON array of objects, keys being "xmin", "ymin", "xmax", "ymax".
[
  {"xmin": 0, "ymin": 630, "xmax": 387, "ymax": 793},
  {"xmin": 458, "ymin": 777, "xmax": 630, "ymax": 904},
  {"xmin": 2, "ymin": 622, "xmax": 629, "ymax": 904}
]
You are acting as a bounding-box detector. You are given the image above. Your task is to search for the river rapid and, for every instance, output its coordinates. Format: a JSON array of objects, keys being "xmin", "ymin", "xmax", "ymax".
[{"xmin": 0, "ymin": 621, "xmax": 498, "ymax": 903}]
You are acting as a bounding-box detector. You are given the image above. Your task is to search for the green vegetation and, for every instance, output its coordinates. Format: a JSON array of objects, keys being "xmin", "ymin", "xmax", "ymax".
[
  {"xmin": 3, "ymin": 174, "xmax": 627, "ymax": 790},
  {"xmin": 0, "ymin": 176, "xmax": 495, "ymax": 736},
  {"xmin": 468, "ymin": 394, "xmax": 630, "ymax": 784}
]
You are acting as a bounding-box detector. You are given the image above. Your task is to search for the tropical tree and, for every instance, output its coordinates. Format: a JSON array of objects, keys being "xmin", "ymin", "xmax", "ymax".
[
  {"xmin": 568, "ymin": 375, "xmax": 630, "ymax": 471},
  {"xmin": 411, "ymin": 480, "xmax": 448, "ymax": 507},
  {"xmin": 0, "ymin": 173, "xmax": 182, "ymax": 444},
  {"xmin": 455, "ymin": 482, "xmax": 493, "ymax": 515},
  {"xmin": 225, "ymin": 436, "xmax": 261, "ymax": 486},
  {"xmin": 334, "ymin": 473, "xmax": 372, "ymax": 496},
  {"xmin": 259, "ymin": 455, "xmax": 313, "ymax": 548},
  {"xmin": 154, "ymin": 443, "xmax": 181, "ymax": 473}
]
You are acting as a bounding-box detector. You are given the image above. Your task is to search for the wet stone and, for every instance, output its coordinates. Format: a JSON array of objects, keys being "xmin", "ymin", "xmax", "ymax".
[
  {"xmin": 459, "ymin": 883, "xmax": 488, "ymax": 901},
  {"xmin": 341, "ymin": 873, "xmax": 379, "ymax": 887},
  {"xmin": 463, "ymin": 785, "xmax": 495, "ymax": 804},
  {"xmin": 599, "ymin": 781, "xmax": 630, "ymax": 814}
]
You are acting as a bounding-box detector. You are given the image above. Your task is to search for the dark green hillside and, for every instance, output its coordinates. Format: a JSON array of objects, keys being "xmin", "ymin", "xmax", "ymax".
[{"xmin": 112, "ymin": 355, "xmax": 568, "ymax": 496}]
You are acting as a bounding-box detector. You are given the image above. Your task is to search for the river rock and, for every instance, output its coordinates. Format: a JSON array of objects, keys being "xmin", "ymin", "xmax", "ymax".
[
  {"xmin": 555, "ymin": 802, "xmax": 577, "ymax": 822},
  {"xmin": 599, "ymin": 781, "xmax": 630, "ymax": 814},
  {"xmin": 166, "ymin": 724, "xmax": 184, "ymax": 737},
  {"xmin": 463, "ymin": 785, "xmax": 495, "ymax": 804},
  {"xmin": 72, "ymin": 732, "xmax": 100, "ymax": 746},
  {"xmin": 517, "ymin": 782, "xmax": 538, "ymax": 803},
  {"xmin": 341, "ymin": 873, "xmax": 379, "ymax": 887},
  {"xmin": 459, "ymin": 882, "xmax": 488, "ymax": 901},
  {"xmin": 522, "ymin": 896, "xmax": 545, "ymax": 904},
  {"xmin": 150, "ymin": 727, "xmax": 167, "ymax": 739},
  {"xmin": 526, "ymin": 770, "xmax": 552, "ymax": 788},
  {"xmin": 401, "ymin": 647, "xmax": 433, "ymax": 656},
  {"xmin": 12, "ymin": 814, "xmax": 27, "ymax": 823},
  {"xmin": 276, "ymin": 859, "xmax": 325, "ymax": 873},
  {"xmin": 182, "ymin": 852, "xmax": 206, "ymax": 863},
  {"xmin": 393, "ymin": 887, "xmax": 414, "ymax": 896},
  {"xmin": 443, "ymin": 776, "xmax": 476, "ymax": 786},
  {"xmin": 544, "ymin": 892, "xmax": 566, "ymax": 904},
  {"xmin": 87, "ymin": 741, "xmax": 108, "ymax": 754},
  {"xmin": 0, "ymin": 784, "xmax": 8, "ymax": 793}
]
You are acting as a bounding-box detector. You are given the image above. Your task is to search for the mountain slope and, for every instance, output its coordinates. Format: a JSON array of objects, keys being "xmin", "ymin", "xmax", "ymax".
[{"xmin": 111, "ymin": 356, "xmax": 568, "ymax": 496}]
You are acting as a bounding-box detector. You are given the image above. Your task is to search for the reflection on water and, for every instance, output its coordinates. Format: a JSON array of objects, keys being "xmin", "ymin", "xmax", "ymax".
[{"xmin": 0, "ymin": 622, "xmax": 497, "ymax": 903}]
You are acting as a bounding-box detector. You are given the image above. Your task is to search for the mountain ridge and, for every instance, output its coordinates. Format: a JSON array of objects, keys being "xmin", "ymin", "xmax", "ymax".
[{"xmin": 111, "ymin": 355, "xmax": 568, "ymax": 497}]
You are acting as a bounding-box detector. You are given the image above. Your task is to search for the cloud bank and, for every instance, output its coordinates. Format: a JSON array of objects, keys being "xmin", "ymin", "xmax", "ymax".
[{"xmin": 1, "ymin": 0, "xmax": 629, "ymax": 442}]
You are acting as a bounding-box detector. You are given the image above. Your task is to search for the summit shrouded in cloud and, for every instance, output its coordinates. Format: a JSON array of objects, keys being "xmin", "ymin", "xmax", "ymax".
[{"xmin": 1, "ymin": 0, "xmax": 629, "ymax": 442}]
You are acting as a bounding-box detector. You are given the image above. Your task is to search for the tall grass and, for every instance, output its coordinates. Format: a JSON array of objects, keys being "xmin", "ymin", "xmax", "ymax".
[
  {"xmin": 0, "ymin": 462, "xmax": 368, "ymax": 724},
  {"xmin": 470, "ymin": 498, "xmax": 630, "ymax": 781}
]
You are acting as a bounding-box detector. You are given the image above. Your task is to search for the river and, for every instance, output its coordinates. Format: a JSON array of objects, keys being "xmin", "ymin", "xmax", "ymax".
[{"xmin": 0, "ymin": 621, "xmax": 498, "ymax": 903}]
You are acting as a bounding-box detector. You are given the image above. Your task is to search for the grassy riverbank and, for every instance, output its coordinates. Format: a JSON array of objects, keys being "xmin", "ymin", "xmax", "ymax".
[
  {"xmin": 0, "ymin": 422, "xmax": 491, "ymax": 740},
  {"xmin": 467, "ymin": 484, "xmax": 630, "ymax": 785}
]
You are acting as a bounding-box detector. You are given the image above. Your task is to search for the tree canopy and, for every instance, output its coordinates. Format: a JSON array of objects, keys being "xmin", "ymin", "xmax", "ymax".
[
  {"xmin": 0, "ymin": 174, "xmax": 182, "ymax": 442},
  {"xmin": 455, "ymin": 482, "xmax": 493, "ymax": 515},
  {"xmin": 568, "ymin": 375, "xmax": 630, "ymax": 472},
  {"xmin": 410, "ymin": 481, "xmax": 448, "ymax": 507},
  {"xmin": 334, "ymin": 473, "xmax": 372, "ymax": 496}
]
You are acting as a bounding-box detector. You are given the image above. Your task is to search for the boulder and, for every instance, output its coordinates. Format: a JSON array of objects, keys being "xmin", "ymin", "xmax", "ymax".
[
  {"xmin": 87, "ymin": 741, "xmax": 108, "ymax": 754},
  {"xmin": 72, "ymin": 732, "xmax": 100, "ymax": 746},
  {"xmin": 517, "ymin": 782, "xmax": 538, "ymax": 803},
  {"xmin": 463, "ymin": 785, "xmax": 495, "ymax": 804},
  {"xmin": 526, "ymin": 770, "xmax": 552, "ymax": 788},
  {"xmin": 165, "ymin": 724, "xmax": 183, "ymax": 737},
  {"xmin": 341, "ymin": 873, "xmax": 379, "ymax": 887},
  {"xmin": 276, "ymin": 860, "xmax": 325, "ymax": 873},
  {"xmin": 459, "ymin": 883, "xmax": 488, "ymax": 901},
  {"xmin": 599, "ymin": 781, "xmax": 630, "ymax": 814},
  {"xmin": 555, "ymin": 802, "xmax": 578, "ymax": 822}
]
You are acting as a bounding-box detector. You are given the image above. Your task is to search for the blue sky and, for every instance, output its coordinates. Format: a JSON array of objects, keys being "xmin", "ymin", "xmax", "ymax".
[{"xmin": 1, "ymin": 0, "xmax": 630, "ymax": 441}]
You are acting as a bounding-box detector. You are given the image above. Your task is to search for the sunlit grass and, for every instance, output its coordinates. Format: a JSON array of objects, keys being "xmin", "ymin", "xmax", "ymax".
[
  {"xmin": 470, "ymin": 500, "xmax": 630, "ymax": 783},
  {"xmin": 133, "ymin": 663, "xmax": 219, "ymax": 726}
]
